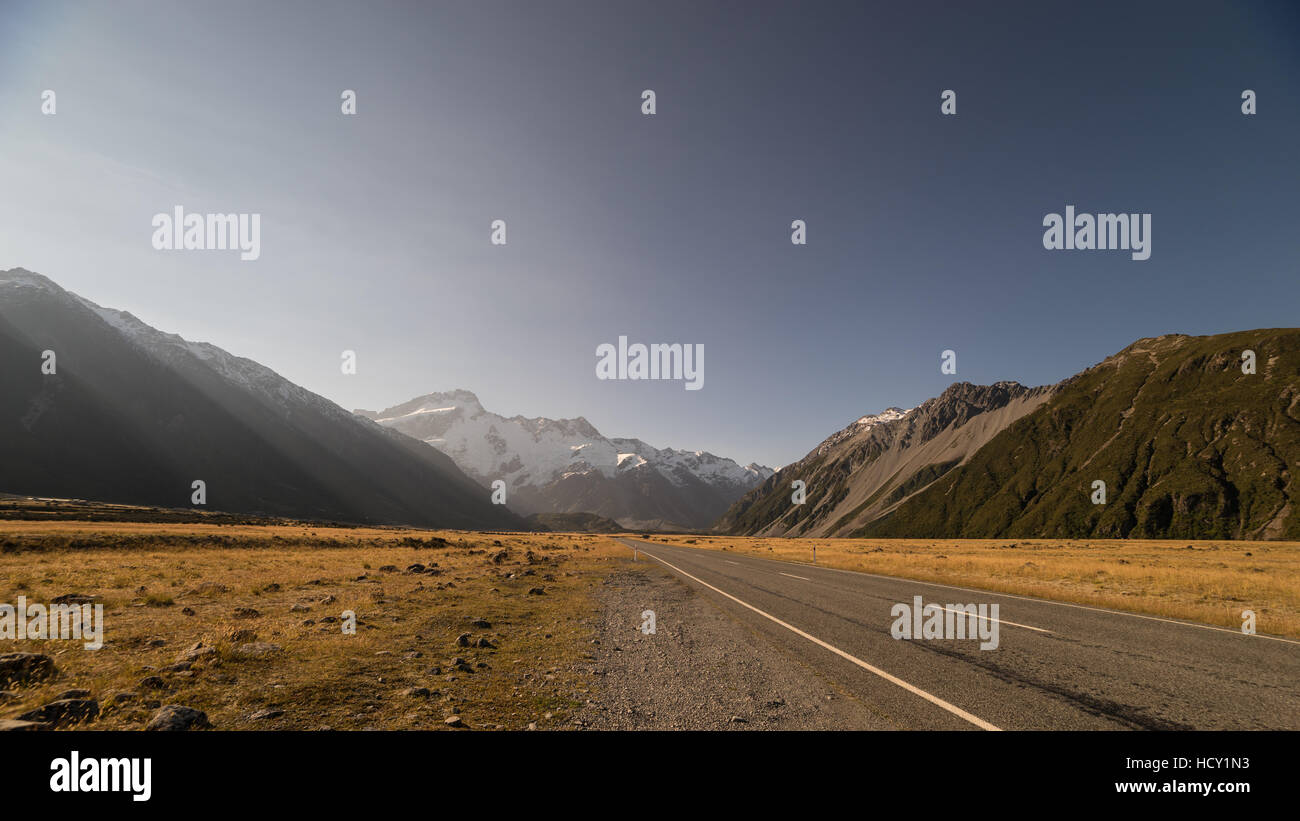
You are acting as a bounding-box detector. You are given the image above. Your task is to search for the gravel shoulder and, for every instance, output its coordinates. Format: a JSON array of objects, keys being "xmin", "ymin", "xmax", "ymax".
[{"xmin": 574, "ymin": 558, "xmax": 889, "ymax": 730}]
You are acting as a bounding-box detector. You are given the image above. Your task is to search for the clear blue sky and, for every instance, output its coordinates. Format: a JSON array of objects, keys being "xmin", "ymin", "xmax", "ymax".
[{"xmin": 2, "ymin": 0, "xmax": 1297, "ymax": 468}]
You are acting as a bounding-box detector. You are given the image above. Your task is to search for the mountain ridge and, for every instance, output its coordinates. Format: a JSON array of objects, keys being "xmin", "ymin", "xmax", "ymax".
[
  {"xmin": 860, "ymin": 329, "xmax": 1300, "ymax": 540},
  {"xmin": 357, "ymin": 389, "xmax": 773, "ymax": 531},
  {"xmin": 714, "ymin": 380, "xmax": 1054, "ymax": 537},
  {"xmin": 0, "ymin": 267, "xmax": 522, "ymax": 531}
]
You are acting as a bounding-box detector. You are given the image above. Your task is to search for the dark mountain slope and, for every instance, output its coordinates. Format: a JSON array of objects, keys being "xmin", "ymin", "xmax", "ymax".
[
  {"xmin": 861, "ymin": 330, "xmax": 1300, "ymax": 539},
  {"xmin": 0, "ymin": 268, "xmax": 521, "ymax": 530}
]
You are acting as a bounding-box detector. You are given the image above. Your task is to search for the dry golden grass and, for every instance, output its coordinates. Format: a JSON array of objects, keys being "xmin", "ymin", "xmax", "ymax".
[
  {"xmin": 1, "ymin": 522, "xmax": 629, "ymax": 730},
  {"xmin": 643, "ymin": 535, "xmax": 1300, "ymax": 638}
]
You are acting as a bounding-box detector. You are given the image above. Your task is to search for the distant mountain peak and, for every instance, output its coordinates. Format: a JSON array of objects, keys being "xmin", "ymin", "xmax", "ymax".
[
  {"xmin": 1, "ymin": 267, "xmax": 63, "ymax": 293},
  {"xmin": 361, "ymin": 390, "xmax": 773, "ymax": 530}
]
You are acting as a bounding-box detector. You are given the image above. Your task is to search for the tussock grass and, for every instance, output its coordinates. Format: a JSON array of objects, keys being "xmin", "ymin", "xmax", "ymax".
[{"xmin": 0, "ymin": 521, "xmax": 628, "ymax": 730}]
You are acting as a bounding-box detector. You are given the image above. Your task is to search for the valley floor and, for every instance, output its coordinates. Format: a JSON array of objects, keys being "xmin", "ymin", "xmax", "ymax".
[
  {"xmin": 3, "ymin": 508, "xmax": 1296, "ymax": 730},
  {"xmin": 0, "ymin": 519, "xmax": 620, "ymax": 730}
]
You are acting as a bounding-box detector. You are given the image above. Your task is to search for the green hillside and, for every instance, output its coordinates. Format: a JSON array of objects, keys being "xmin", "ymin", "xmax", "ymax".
[{"xmin": 860, "ymin": 330, "xmax": 1300, "ymax": 540}]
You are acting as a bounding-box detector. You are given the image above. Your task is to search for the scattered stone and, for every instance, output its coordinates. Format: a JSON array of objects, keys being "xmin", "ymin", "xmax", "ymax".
[
  {"xmin": 527, "ymin": 587, "xmax": 545, "ymax": 596},
  {"xmin": 17, "ymin": 698, "xmax": 99, "ymax": 727},
  {"xmin": 232, "ymin": 607, "xmax": 260, "ymax": 619},
  {"xmin": 444, "ymin": 715, "xmax": 464, "ymax": 728},
  {"xmin": 51, "ymin": 593, "xmax": 96, "ymax": 605},
  {"xmin": 0, "ymin": 718, "xmax": 50, "ymax": 731},
  {"xmin": 250, "ymin": 708, "xmax": 284, "ymax": 720},
  {"xmin": 402, "ymin": 687, "xmax": 431, "ymax": 698},
  {"xmin": 289, "ymin": 603, "xmax": 311, "ymax": 613},
  {"xmin": 145, "ymin": 704, "xmax": 211, "ymax": 731},
  {"xmin": 0, "ymin": 652, "xmax": 58, "ymax": 688},
  {"xmin": 320, "ymin": 594, "xmax": 337, "ymax": 604},
  {"xmin": 456, "ymin": 633, "xmax": 472, "ymax": 647},
  {"xmin": 490, "ymin": 550, "xmax": 509, "ymax": 564},
  {"xmin": 475, "ymin": 637, "xmax": 495, "ymax": 649},
  {"xmin": 181, "ymin": 607, "xmax": 196, "ymax": 616},
  {"xmin": 470, "ymin": 618, "xmax": 492, "ymax": 629},
  {"xmin": 139, "ymin": 676, "xmax": 168, "ymax": 690},
  {"xmin": 226, "ymin": 628, "xmax": 258, "ymax": 644},
  {"xmin": 729, "ymin": 716, "xmax": 747, "ymax": 724},
  {"xmin": 54, "ymin": 688, "xmax": 91, "ymax": 700},
  {"xmin": 160, "ymin": 661, "xmax": 192, "ymax": 673},
  {"xmin": 378, "ymin": 565, "xmax": 399, "ymax": 573},
  {"xmin": 405, "ymin": 563, "xmax": 426, "ymax": 574},
  {"xmin": 175, "ymin": 641, "xmax": 218, "ymax": 665},
  {"xmin": 262, "ymin": 583, "xmax": 281, "ymax": 593}
]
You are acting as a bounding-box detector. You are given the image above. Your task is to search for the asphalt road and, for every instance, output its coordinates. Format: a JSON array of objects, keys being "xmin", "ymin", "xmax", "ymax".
[{"xmin": 616, "ymin": 538, "xmax": 1300, "ymax": 730}]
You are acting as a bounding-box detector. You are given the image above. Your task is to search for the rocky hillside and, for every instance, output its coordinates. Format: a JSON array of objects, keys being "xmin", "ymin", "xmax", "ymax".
[
  {"xmin": 860, "ymin": 330, "xmax": 1300, "ymax": 540},
  {"xmin": 715, "ymin": 381, "xmax": 1052, "ymax": 536}
]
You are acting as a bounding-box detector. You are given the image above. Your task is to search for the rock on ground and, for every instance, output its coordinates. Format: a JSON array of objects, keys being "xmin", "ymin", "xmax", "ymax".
[
  {"xmin": 145, "ymin": 704, "xmax": 211, "ymax": 731},
  {"xmin": 0, "ymin": 652, "xmax": 58, "ymax": 688}
]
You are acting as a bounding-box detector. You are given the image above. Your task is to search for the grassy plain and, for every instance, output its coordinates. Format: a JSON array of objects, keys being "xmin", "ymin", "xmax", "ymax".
[{"xmin": 1, "ymin": 517, "xmax": 628, "ymax": 730}]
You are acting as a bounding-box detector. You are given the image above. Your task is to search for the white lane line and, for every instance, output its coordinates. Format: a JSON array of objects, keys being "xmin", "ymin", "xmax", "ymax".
[
  {"xmin": 641, "ymin": 541, "xmax": 1300, "ymax": 647},
  {"xmin": 935, "ymin": 606, "xmax": 1051, "ymax": 634},
  {"xmin": 779, "ymin": 571, "xmax": 812, "ymax": 581},
  {"xmin": 630, "ymin": 544, "xmax": 1000, "ymax": 731},
  {"xmin": 725, "ymin": 560, "xmax": 739, "ymax": 565}
]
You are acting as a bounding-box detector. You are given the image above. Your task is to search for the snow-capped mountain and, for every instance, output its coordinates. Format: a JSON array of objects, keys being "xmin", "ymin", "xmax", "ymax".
[
  {"xmin": 0, "ymin": 267, "xmax": 521, "ymax": 530},
  {"xmin": 811, "ymin": 406, "xmax": 911, "ymax": 457},
  {"xmin": 356, "ymin": 390, "xmax": 773, "ymax": 530}
]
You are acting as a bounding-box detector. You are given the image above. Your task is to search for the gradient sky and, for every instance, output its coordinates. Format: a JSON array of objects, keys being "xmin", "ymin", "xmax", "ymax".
[{"xmin": 2, "ymin": 0, "xmax": 1298, "ymax": 469}]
